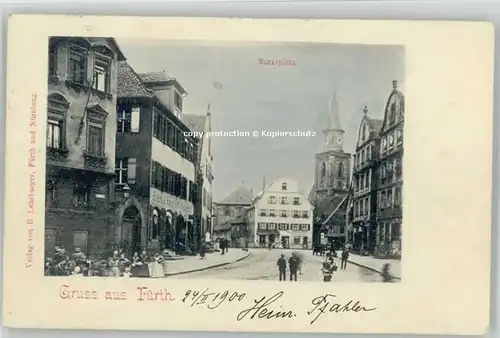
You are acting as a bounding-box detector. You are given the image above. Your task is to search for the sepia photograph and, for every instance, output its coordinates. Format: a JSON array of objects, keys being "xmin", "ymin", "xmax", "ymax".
[{"xmin": 44, "ymin": 37, "xmax": 404, "ymax": 283}]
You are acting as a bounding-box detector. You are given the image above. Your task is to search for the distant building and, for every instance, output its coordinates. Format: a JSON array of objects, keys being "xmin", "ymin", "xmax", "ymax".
[
  {"xmin": 251, "ymin": 177, "xmax": 313, "ymax": 249},
  {"xmin": 114, "ymin": 61, "xmax": 199, "ymax": 254},
  {"xmin": 213, "ymin": 186, "xmax": 253, "ymax": 240},
  {"xmin": 183, "ymin": 111, "xmax": 214, "ymax": 243},
  {"xmin": 309, "ymin": 91, "xmax": 352, "ymax": 249},
  {"xmin": 375, "ymin": 81, "xmax": 404, "ymax": 257},
  {"xmin": 346, "ymin": 106, "xmax": 383, "ymax": 252},
  {"xmin": 45, "ymin": 37, "xmax": 125, "ymax": 255}
]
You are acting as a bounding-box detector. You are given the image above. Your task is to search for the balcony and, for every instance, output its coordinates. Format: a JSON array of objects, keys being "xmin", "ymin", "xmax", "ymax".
[{"xmin": 84, "ymin": 152, "xmax": 108, "ymax": 170}]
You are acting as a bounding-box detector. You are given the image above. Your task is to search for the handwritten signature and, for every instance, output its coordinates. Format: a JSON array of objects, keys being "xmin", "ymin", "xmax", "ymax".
[
  {"xmin": 237, "ymin": 291, "xmax": 296, "ymax": 321},
  {"xmin": 182, "ymin": 288, "xmax": 246, "ymax": 309},
  {"xmin": 307, "ymin": 294, "xmax": 377, "ymax": 325}
]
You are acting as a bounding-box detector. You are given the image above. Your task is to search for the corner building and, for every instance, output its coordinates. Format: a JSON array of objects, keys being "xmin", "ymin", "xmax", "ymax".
[{"xmin": 45, "ymin": 37, "xmax": 125, "ymax": 254}]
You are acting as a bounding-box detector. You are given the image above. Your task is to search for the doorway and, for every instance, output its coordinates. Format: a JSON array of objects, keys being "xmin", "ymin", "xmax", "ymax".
[
  {"xmin": 269, "ymin": 234, "xmax": 276, "ymax": 245},
  {"xmin": 281, "ymin": 236, "xmax": 290, "ymax": 249},
  {"xmin": 120, "ymin": 206, "xmax": 141, "ymax": 255}
]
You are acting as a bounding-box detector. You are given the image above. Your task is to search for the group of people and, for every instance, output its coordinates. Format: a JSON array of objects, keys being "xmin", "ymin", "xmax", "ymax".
[
  {"xmin": 276, "ymin": 252, "xmax": 303, "ymax": 281},
  {"xmin": 44, "ymin": 246, "xmax": 174, "ymax": 278}
]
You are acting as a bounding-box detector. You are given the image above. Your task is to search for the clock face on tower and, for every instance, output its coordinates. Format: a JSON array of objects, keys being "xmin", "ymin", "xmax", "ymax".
[{"xmin": 336, "ymin": 136, "xmax": 343, "ymax": 144}]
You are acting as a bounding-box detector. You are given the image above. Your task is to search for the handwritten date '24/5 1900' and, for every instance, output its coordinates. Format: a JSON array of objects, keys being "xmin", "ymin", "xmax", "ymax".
[{"xmin": 182, "ymin": 289, "xmax": 376, "ymax": 324}]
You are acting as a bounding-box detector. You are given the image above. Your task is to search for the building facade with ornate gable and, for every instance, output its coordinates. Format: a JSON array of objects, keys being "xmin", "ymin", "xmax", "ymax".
[
  {"xmin": 309, "ymin": 91, "xmax": 352, "ymax": 249},
  {"xmin": 375, "ymin": 81, "xmax": 404, "ymax": 257},
  {"xmin": 114, "ymin": 62, "xmax": 199, "ymax": 255},
  {"xmin": 346, "ymin": 106, "xmax": 383, "ymax": 252},
  {"xmin": 45, "ymin": 37, "xmax": 126, "ymax": 255}
]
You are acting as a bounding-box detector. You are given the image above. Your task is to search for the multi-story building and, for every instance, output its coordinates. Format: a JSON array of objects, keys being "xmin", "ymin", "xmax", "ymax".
[
  {"xmin": 114, "ymin": 62, "xmax": 199, "ymax": 254},
  {"xmin": 251, "ymin": 177, "xmax": 313, "ymax": 249},
  {"xmin": 309, "ymin": 91, "xmax": 351, "ymax": 249},
  {"xmin": 183, "ymin": 110, "xmax": 214, "ymax": 243},
  {"xmin": 376, "ymin": 80, "xmax": 404, "ymax": 257},
  {"xmin": 347, "ymin": 106, "xmax": 383, "ymax": 252},
  {"xmin": 212, "ymin": 186, "xmax": 253, "ymax": 241},
  {"xmin": 45, "ymin": 37, "xmax": 125, "ymax": 255}
]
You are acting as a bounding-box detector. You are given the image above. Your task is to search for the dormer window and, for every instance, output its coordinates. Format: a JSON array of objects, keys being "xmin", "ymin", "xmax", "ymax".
[
  {"xmin": 174, "ymin": 90, "xmax": 183, "ymax": 112},
  {"xmin": 282, "ymin": 182, "xmax": 287, "ymax": 190}
]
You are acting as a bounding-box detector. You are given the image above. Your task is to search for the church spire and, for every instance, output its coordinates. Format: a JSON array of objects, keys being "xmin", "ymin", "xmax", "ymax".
[{"xmin": 327, "ymin": 90, "xmax": 343, "ymax": 131}]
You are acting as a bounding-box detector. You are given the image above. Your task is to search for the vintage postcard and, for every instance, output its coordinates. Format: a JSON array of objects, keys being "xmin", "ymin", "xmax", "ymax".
[{"xmin": 2, "ymin": 15, "xmax": 494, "ymax": 334}]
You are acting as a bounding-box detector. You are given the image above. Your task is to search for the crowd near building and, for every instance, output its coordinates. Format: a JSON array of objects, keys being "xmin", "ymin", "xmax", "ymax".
[{"xmin": 44, "ymin": 37, "xmax": 213, "ymax": 257}]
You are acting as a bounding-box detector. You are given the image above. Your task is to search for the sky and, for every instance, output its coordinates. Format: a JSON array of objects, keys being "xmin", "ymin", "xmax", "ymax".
[{"xmin": 117, "ymin": 39, "xmax": 404, "ymax": 201}]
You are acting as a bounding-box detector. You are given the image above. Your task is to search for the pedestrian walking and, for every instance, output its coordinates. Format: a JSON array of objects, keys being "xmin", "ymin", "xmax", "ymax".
[
  {"xmin": 277, "ymin": 254, "xmax": 287, "ymax": 281},
  {"xmin": 220, "ymin": 239, "xmax": 225, "ymax": 255},
  {"xmin": 268, "ymin": 242, "xmax": 272, "ymax": 251},
  {"xmin": 341, "ymin": 248, "xmax": 349, "ymax": 270},
  {"xmin": 288, "ymin": 252, "xmax": 299, "ymax": 282},
  {"xmin": 293, "ymin": 251, "xmax": 304, "ymax": 275}
]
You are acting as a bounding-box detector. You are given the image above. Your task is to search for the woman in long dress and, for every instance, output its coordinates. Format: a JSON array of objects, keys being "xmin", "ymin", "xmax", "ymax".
[
  {"xmin": 130, "ymin": 252, "xmax": 142, "ymax": 277},
  {"xmin": 149, "ymin": 253, "xmax": 165, "ymax": 278}
]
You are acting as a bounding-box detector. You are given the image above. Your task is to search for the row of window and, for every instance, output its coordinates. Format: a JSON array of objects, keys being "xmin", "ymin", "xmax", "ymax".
[
  {"xmin": 354, "ymin": 145, "xmax": 374, "ymax": 168},
  {"xmin": 376, "ymin": 222, "xmax": 401, "ymax": 243},
  {"xmin": 259, "ymin": 209, "xmax": 309, "ymax": 218},
  {"xmin": 257, "ymin": 223, "xmax": 311, "ymax": 232},
  {"xmin": 153, "ymin": 109, "xmax": 197, "ymax": 164},
  {"xmin": 49, "ymin": 41, "xmax": 114, "ymax": 94},
  {"xmin": 381, "ymin": 128, "xmax": 403, "ymax": 153},
  {"xmin": 268, "ymin": 196, "xmax": 301, "ymax": 205},
  {"xmin": 352, "ymin": 185, "xmax": 402, "ymax": 218},
  {"xmin": 45, "ymin": 180, "xmax": 95, "ymax": 210},
  {"xmin": 354, "ymin": 169, "xmax": 372, "ymax": 195},
  {"xmin": 47, "ymin": 95, "xmax": 106, "ymax": 157},
  {"xmin": 379, "ymin": 158, "xmax": 403, "ymax": 185},
  {"xmin": 353, "ymin": 197, "xmax": 370, "ymax": 218},
  {"xmin": 378, "ymin": 186, "xmax": 402, "ymax": 211},
  {"xmin": 151, "ymin": 161, "xmax": 197, "ymax": 203},
  {"xmin": 258, "ymin": 235, "xmax": 309, "ymax": 246}
]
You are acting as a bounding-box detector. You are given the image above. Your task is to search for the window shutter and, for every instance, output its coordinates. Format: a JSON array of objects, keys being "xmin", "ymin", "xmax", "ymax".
[
  {"xmin": 131, "ymin": 108, "xmax": 140, "ymax": 132},
  {"xmin": 127, "ymin": 158, "xmax": 137, "ymax": 184}
]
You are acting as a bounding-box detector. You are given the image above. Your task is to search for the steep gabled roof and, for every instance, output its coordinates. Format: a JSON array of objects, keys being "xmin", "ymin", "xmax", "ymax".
[
  {"xmin": 117, "ymin": 61, "xmax": 155, "ymax": 99},
  {"xmin": 219, "ymin": 186, "xmax": 253, "ymax": 205}
]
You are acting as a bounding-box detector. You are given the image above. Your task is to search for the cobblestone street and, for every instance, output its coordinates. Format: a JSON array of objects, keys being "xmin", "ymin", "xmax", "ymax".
[{"xmin": 170, "ymin": 249, "xmax": 385, "ymax": 282}]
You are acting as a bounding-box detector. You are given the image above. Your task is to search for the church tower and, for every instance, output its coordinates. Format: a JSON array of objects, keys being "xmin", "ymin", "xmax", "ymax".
[{"xmin": 312, "ymin": 90, "xmax": 352, "ymax": 201}]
